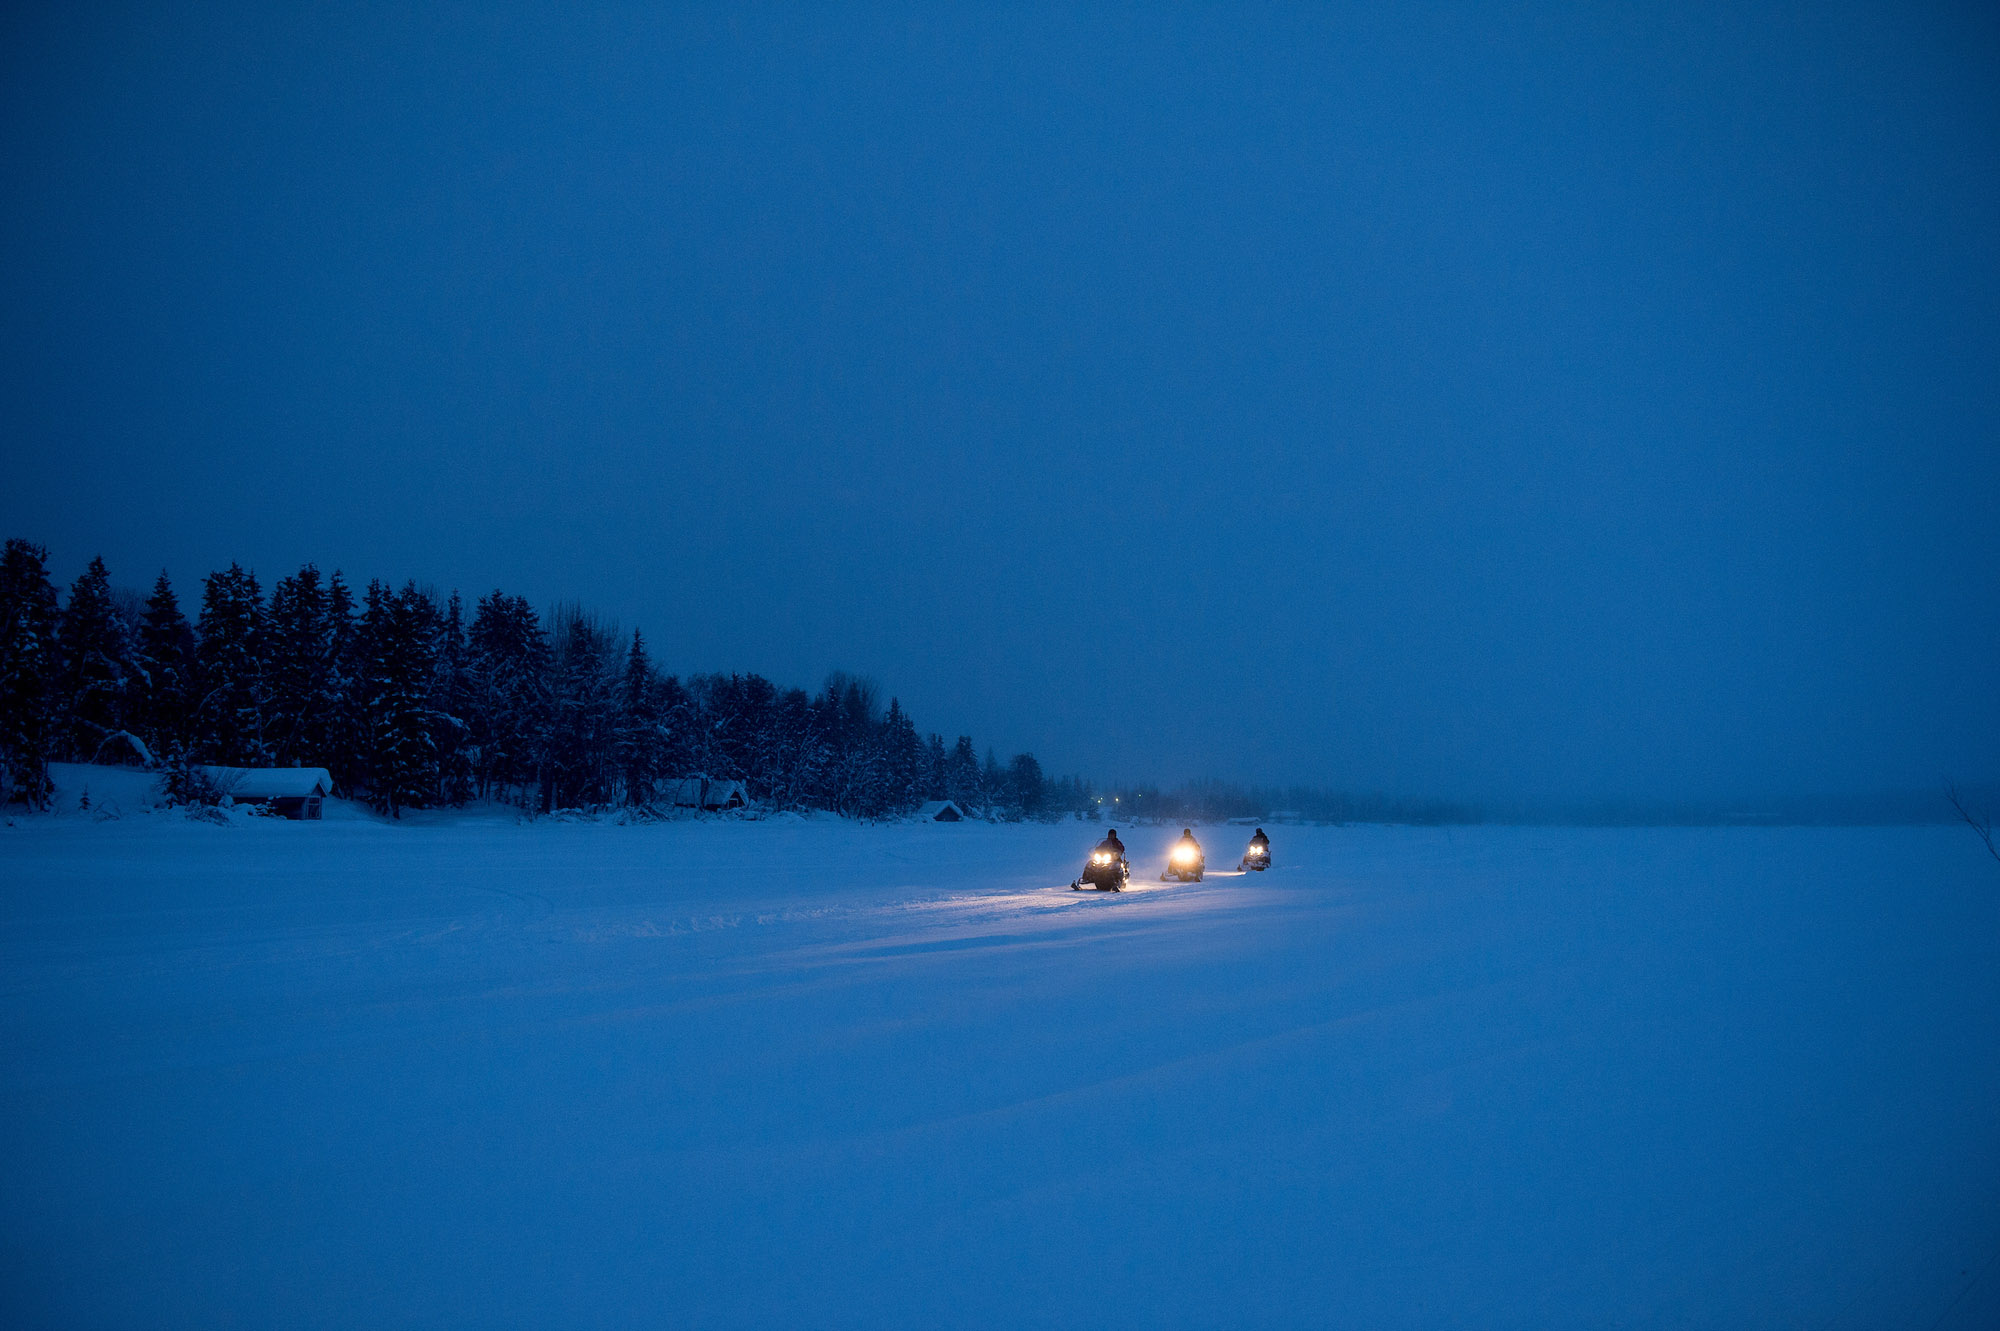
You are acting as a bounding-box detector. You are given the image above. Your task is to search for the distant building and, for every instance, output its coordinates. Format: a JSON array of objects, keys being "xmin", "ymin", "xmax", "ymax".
[
  {"xmin": 202, "ymin": 767, "xmax": 334, "ymax": 820},
  {"xmin": 915, "ymin": 800, "xmax": 967, "ymax": 822},
  {"xmin": 663, "ymin": 776, "xmax": 750, "ymax": 811}
]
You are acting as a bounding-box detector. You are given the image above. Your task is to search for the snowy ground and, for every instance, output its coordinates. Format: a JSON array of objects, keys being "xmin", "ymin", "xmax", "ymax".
[{"xmin": 3, "ymin": 798, "xmax": 1998, "ymax": 1328}]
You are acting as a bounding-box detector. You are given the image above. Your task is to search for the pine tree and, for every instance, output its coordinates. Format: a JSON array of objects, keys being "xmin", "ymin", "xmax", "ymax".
[
  {"xmin": 739, "ymin": 674, "xmax": 780, "ymax": 793},
  {"xmin": 356, "ymin": 581, "xmax": 439, "ymax": 817},
  {"xmin": 321, "ymin": 571, "xmax": 362, "ymax": 792},
  {"xmin": 466, "ymin": 591, "xmax": 549, "ymax": 805},
  {"xmin": 431, "ymin": 591, "xmax": 473, "ymax": 806},
  {"xmin": 654, "ymin": 672, "xmax": 695, "ymax": 784},
  {"xmin": 543, "ymin": 613, "xmax": 619, "ymax": 811},
  {"xmin": 695, "ymin": 672, "xmax": 780, "ymax": 793},
  {"xmin": 946, "ymin": 735, "xmax": 983, "ymax": 813},
  {"xmin": 194, "ymin": 563, "xmax": 266, "ymax": 765},
  {"xmin": 55, "ymin": 555, "xmax": 138, "ymax": 762},
  {"xmin": 263, "ymin": 563, "xmax": 348, "ymax": 769},
  {"xmin": 817, "ymin": 673, "xmax": 883, "ymax": 816},
  {"xmin": 984, "ymin": 747, "xmax": 1017, "ymax": 818},
  {"xmin": 614, "ymin": 629, "xmax": 663, "ymax": 807},
  {"xmin": 876, "ymin": 698, "xmax": 923, "ymax": 816},
  {"xmin": 1009, "ymin": 753, "xmax": 1046, "ymax": 820},
  {"xmin": 764, "ymin": 686, "xmax": 823, "ymax": 810},
  {"xmin": 134, "ymin": 573, "xmax": 196, "ymax": 765},
  {"xmin": 0, "ymin": 539, "xmax": 61, "ymax": 807},
  {"xmin": 922, "ymin": 733, "xmax": 948, "ymax": 802}
]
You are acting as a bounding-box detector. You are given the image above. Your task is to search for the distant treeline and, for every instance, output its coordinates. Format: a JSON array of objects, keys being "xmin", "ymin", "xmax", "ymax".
[
  {"xmin": 0, "ymin": 539, "xmax": 1092, "ymax": 819},
  {"xmin": 1093, "ymin": 779, "xmax": 1478, "ymax": 827},
  {"xmin": 1098, "ymin": 778, "xmax": 1965, "ymax": 828}
]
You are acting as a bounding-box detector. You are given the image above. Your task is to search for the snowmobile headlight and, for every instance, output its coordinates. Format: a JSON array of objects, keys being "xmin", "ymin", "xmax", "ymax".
[
  {"xmin": 1092, "ymin": 851, "xmax": 1111, "ymax": 864},
  {"xmin": 1173, "ymin": 845, "xmax": 1195, "ymax": 862}
]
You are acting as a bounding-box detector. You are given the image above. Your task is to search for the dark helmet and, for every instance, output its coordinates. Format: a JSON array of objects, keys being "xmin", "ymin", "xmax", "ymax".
[
  {"xmin": 1254, "ymin": 828, "xmax": 1265, "ymax": 836},
  {"xmin": 1107, "ymin": 828, "xmax": 1117, "ymax": 836},
  {"xmin": 1182, "ymin": 828, "xmax": 1192, "ymax": 836}
]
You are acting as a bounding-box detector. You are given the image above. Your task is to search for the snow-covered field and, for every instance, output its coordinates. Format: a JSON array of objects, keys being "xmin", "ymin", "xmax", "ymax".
[{"xmin": 3, "ymin": 800, "xmax": 1997, "ymax": 1328}]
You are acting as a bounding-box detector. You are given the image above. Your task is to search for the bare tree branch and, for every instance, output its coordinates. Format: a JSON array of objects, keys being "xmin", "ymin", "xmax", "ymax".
[{"xmin": 1946, "ymin": 784, "xmax": 2000, "ymax": 864}]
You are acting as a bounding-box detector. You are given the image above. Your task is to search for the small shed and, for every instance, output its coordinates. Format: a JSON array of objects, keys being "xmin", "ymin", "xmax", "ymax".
[
  {"xmin": 204, "ymin": 767, "xmax": 334, "ymax": 820},
  {"xmin": 916, "ymin": 800, "xmax": 966, "ymax": 823},
  {"xmin": 663, "ymin": 776, "xmax": 750, "ymax": 811}
]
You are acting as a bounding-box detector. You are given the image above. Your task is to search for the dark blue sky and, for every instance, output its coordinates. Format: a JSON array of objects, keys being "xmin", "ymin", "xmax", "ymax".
[{"xmin": 3, "ymin": 2, "xmax": 1997, "ymax": 803}]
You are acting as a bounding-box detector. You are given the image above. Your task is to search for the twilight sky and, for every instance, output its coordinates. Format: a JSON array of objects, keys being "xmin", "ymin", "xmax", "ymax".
[{"xmin": 2, "ymin": 2, "xmax": 1997, "ymax": 804}]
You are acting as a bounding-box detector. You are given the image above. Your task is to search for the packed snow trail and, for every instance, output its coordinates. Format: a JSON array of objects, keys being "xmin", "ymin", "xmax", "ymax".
[{"xmin": 2, "ymin": 813, "xmax": 1998, "ymax": 1328}]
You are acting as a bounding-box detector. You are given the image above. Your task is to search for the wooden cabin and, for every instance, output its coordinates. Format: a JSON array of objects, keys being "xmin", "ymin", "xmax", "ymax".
[{"xmin": 203, "ymin": 767, "xmax": 334, "ymax": 820}]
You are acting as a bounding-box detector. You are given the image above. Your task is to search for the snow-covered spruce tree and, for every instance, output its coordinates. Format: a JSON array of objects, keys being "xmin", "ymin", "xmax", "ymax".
[
  {"xmin": 945, "ymin": 735, "xmax": 983, "ymax": 813},
  {"xmin": 158, "ymin": 742, "xmax": 225, "ymax": 808},
  {"xmin": 1008, "ymin": 753, "xmax": 1047, "ymax": 821},
  {"xmin": 465, "ymin": 591, "xmax": 549, "ymax": 806},
  {"xmin": 677, "ymin": 674, "xmax": 717, "ymax": 780},
  {"xmin": 319, "ymin": 571, "xmax": 361, "ymax": 790},
  {"xmin": 762, "ymin": 686, "xmax": 823, "ymax": 811},
  {"xmin": 658, "ymin": 672, "xmax": 698, "ymax": 783},
  {"xmin": 310, "ymin": 570, "xmax": 369, "ymax": 795},
  {"xmin": 346, "ymin": 581, "xmax": 387, "ymax": 806},
  {"xmin": 55, "ymin": 555, "xmax": 140, "ymax": 763},
  {"xmin": 685, "ymin": 673, "xmax": 732, "ymax": 785},
  {"xmin": 542, "ymin": 612, "xmax": 620, "ymax": 812},
  {"xmin": 430, "ymin": 591, "xmax": 473, "ymax": 807},
  {"xmin": 0, "ymin": 538, "xmax": 61, "ymax": 808},
  {"xmin": 613, "ymin": 629, "xmax": 664, "ymax": 807},
  {"xmin": 811, "ymin": 683, "xmax": 853, "ymax": 814},
  {"xmin": 876, "ymin": 698, "xmax": 923, "ymax": 817},
  {"xmin": 134, "ymin": 573, "xmax": 197, "ymax": 767},
  {"xmin": 355, "ymin": 581, "xmax": 439, "ymax": 817},
  {"xmin": 263, "ymin": 563, "xmax": 353, "ymax": 770},
  {"xmin": 922, "ymin": 732, "xmax": 948, "ymax": 802},
  {"xmin": 739, "ymin": 674, "xmax": 781, "ymax": 795},
  {"xmin": 193, "ymin": 563, "xmax": 267, "ymax": 766},
  {"xmin": 694, "ymin": 672, "xmax": 781, "ymax": 798},
  {"xmin": 982, "ymin": 747, "xmax": 1007, "ymax": 817},
  {"xmin": 815, "ymin": 672, "xmax": 882, "ymax": 816}
]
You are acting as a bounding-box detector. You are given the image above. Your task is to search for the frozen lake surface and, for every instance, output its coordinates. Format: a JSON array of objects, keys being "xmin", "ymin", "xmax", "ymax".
[{"xmin": 3, "ymin": 810, "xmax": 1997, "ymax": 1328}]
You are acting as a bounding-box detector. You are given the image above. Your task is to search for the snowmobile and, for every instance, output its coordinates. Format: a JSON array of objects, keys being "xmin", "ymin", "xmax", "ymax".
[
  {"xmin": 1072, "ymin": 847, "xmax": 1130, "ymax": 891},
  {"xmin": 1162, "ymin": 838, "xmax": 1205, "ymax": 883},
  {"xmin": 1240, "ymin": 837, "xmax": 1271, "ymax": 871}
]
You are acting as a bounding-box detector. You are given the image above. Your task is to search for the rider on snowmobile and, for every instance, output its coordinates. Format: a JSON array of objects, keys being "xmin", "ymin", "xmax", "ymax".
[
  {"xmin": 1165, "ymin": 827, "xmax": 1205, "ymax": 880},
  {"xmin": 1074, "ymin": 828, "xmax": 1131, "ymax": 890},
  {"xmin": 1241, "ymin": 827, "xmax": 1272, "ymax": 870}
]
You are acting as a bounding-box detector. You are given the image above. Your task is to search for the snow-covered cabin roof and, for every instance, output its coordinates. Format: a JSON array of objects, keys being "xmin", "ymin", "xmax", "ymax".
[
  {"xmin": 204, "ymin": 767, "xmax": 334, "ymax": 799},
  {"xmin": 916, "ymin": 800, "xmax": 966, "ymax": 822}
]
